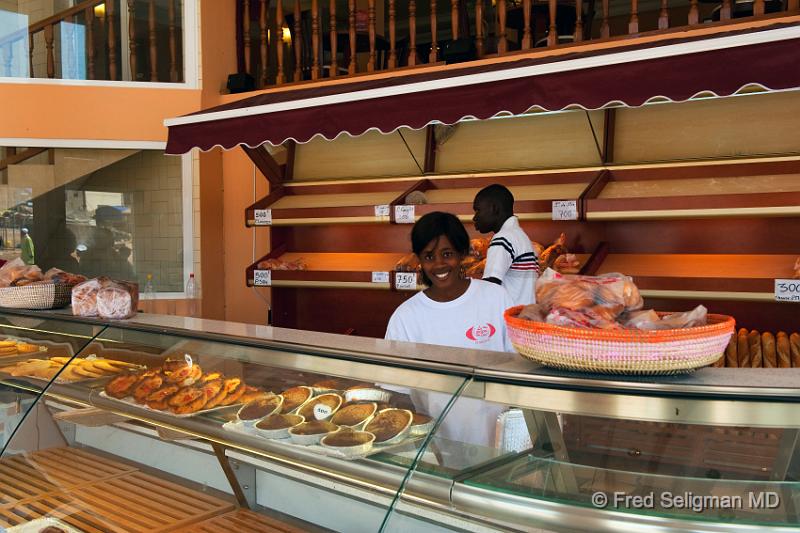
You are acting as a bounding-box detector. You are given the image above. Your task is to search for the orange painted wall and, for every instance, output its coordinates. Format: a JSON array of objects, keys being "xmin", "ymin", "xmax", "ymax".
[
  {"xmin": 221, "ymin": 148, "xmax": 271, "ymax": 324},
  {"xmin": 0, "ymin": 83, "xmax": 200, "ymax": 142}
]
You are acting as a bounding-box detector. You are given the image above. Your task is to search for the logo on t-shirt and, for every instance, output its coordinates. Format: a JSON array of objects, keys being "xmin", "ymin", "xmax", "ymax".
[{"xmin": 466, "ymin": 323, "xmax": 497, "ymax": 344}]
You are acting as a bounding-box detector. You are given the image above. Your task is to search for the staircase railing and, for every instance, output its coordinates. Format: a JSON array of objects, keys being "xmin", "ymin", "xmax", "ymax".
[{"xmin": 0, "ymin": 0, "xmax": 183, "ymax": 82}]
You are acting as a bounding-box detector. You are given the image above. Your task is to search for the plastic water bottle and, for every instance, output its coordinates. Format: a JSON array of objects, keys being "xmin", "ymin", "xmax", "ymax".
[
  {"xmin": 143, "ymin": 273, "xmax": 155, "ymax": 313},
  {"xmin": 186, "ymin": 273, "xmax": 199, "ymax": 317}
]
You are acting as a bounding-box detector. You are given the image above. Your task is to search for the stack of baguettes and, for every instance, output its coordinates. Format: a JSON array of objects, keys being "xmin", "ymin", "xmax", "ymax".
[{"xmin": 714, "ymin": 329, "xmax": 800, "ymax": 368}]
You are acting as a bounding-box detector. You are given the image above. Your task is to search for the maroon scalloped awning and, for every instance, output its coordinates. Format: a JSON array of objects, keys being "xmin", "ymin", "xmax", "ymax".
[{"xmin": 165, "ymin": 22, "xmax": 800, "ymax": 155}]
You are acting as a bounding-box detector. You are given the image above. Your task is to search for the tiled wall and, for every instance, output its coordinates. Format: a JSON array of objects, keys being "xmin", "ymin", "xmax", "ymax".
[{"xmin": 79, "ymin": 150, "xmax": 185, "ymax": 292}]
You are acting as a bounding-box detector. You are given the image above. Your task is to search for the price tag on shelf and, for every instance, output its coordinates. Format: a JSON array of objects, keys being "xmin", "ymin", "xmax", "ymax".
[
  {"xmin": 775, "ymin": 279, "xmax": 800, "ymax": 302},
  {"xmin": 253, "ymin": 270, "xmax": 272, "ymax": 287},
  {"xmin": 374, "ymin": 204, "xmax": 390, "ymax": 217},
  {"xmin": 394, "ymin": 205, "xmax": 415, "ymax": 224},
  {"xmin": 552, "ymin": 200, "xmax": 578, "ymax": 221},
  {"xmin": 372, "ymin": 271, "xmax": 390, "ymax": 283},
  {"xmin": 313, "ymin": 404, "xmax": 334, "ymax": 420},
  {"xmin": 395, "ymin": 272, "xmax": 418, "ymax": 291},
  {"xmin": 254, "ymin": 208, "xmax": 272, "ymax": 226}
]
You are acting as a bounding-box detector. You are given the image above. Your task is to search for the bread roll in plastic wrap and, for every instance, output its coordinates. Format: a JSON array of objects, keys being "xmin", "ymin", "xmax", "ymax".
[
  {"xmin": 71, "ymin": 278, "xmax": 106, "ymax": 317},
  {"xmin": 97, "ymin": 280, "xmax": 139, "ymax": 319}
]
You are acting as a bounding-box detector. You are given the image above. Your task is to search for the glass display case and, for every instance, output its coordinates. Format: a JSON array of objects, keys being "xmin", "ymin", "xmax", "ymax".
[{"xmin": 0, "ymin": 310, "xmax": 799, "ymax": 532}]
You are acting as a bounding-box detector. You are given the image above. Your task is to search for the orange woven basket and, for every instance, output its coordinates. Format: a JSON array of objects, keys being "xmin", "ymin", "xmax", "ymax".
[{"xmin": 504, "ymin": 306, "xmax": 735, "ymax": 375}]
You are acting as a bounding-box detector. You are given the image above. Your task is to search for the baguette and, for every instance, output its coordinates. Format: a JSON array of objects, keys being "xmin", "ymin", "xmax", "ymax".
[
  {"xmin": 737, "ymin": 330, "xmax": 750, "ymax": 368},
  {"xmin": 749, "ymin": 330, "xmax": 762, "ymax": 368},
  {"xmin": 724, "ymin": 335, "xmax": 737, "ymax": 368},
  {"xmin": 762, "ymin": 332, "xmax": 777, "ymax": 368},
  {"xmin": 777, "ymin": 332, "xmax": 791, "ymax": 368},
  {"xmin": 791, "ymin": 333, "xmax": 800, "ymax": 367}
]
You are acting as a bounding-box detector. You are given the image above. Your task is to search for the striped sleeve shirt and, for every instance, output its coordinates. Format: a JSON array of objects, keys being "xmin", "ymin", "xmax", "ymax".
[{"xmin": 483, "ymin": 216, "xmax": 539, "ymax": 306}]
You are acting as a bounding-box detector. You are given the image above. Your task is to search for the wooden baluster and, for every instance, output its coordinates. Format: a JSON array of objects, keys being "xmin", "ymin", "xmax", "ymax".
[
  {"xmin": 497, "ymin": 0, "xmax": 506, "ymax": 54},
  {"xmin": 168, "ymin": 0, "xmax": 177, "ymax": 81},
  {"xmin": 547, "ymin": 0, "xmax": 557, "ymax": 46},
  {"xmin": 244, "ymin": 0, "xmax": 252, "ymax": 73},
  {"xmin": 28, "ymin": 33, "xmax": 34, "ymax": 77},
  {"xmin": 753, "ymin": 0, "xmax": 765, "ymax": 15},
  {"xmin": 629, "ymin": 0, "xmax": 639, "ymax": 34},
  {"xmin": 368, "ymin": 0, "xmax": 376, "ymax": 71},
  {"xmin": 311, "ymin": 0, "xmax": 320, "ymax": 79},
  {"xmin": 475, "ymin": 0, "xmax": 484, "ymax": 56},
  {"xmin": 600, "ymin": 0, "xmax": 610, "ymax": 38},
  {"xmin": 148, "ymin": 0, "xmax": 157, "ymax": 80},
  {"xmin": 720, "ymin": 0, "xmax": 732, "ymax": 19},
  {"xmin": 328, "ymin": 0, "xmax": 338, "ymax": 77},
  {"xmin": 658, "ymin": 0, "xmax": 669, "ymax": 28},
  {"xmin": 451, "ymin": 0, "xmax": 459, "ymax": 39},
  {"xmin": 260, "ymin": 0, "xmax": 269, "ymax": 86},
  {"xmin": 276, "ymin": 0, "xmax": 285, "ymax": 83},
  {"xmin": 522, "ymin": 0, "xmax": 531, "ymax": 49},
  {"xmin": 44, "ymin": 25, "xmax": 55, "ymax": 78},
  {"xmin": 108, "ymin": 0, "xmax": 117, "ymax": 80},
  {"xmin": 429, "ymin": 0, "xmax": 437, "ymax": 63},
  {"xmin": 408, "ymin": 0, "xmax": 417, "ymax": 66},
  {"xmin": 388, "ymin": 0, "xmax": 396, "ymax": 68},
  {"xmin": 127, "ymin": 0, "xmax": 137, "ymax": 80},
  {"xmin": 687, "ymin": 0, "xmax": 699, "ymax": 24},
  {"xmin": 85, "ymin": 7, "xmax": 95, "ymax": 79},
  {"xmin": 575, "ymin": 0, "xmax": 583, "ymax": 42},
  {"xmin": 293, "ymin": 0, "xmax": 302, "ymax": 80},
  {"xmin": 348, "ymin": 0, "xmax": 356, "ymax": 74}
]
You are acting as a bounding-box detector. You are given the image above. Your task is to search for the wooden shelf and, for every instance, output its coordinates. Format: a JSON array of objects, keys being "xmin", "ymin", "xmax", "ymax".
[
  {"xmin": 0, "ymin": 448, "xmax": 235, "ymax": 532},
  {"xmin": 595, "ymin": 253, "xmax": 797, "ymax": 301},
  {"xmin": 585, "ymin": 159, "xmax": 800, "ymax": 220},
  {"xmin": 246, "ymin": 252, "xmax": 407, "ymax": 289},
  {"xmin": 247, "ymin": 169, "xmax": 600, "ymax": 227}
]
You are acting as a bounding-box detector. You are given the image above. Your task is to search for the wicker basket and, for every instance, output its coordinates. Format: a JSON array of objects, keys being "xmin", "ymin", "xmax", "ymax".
[
  {"xmin": 505, "ymin": 306, "xmax": 735, "ymax": 375},
  {"xmin": 0, "ymin": 282, "xmax": 74, "ymax": 310}
]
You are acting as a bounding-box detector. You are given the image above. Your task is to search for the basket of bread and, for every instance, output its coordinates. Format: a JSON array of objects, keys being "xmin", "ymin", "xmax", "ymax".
[
  {"xmin": 505, "ymin": 268, "xmax": 735, "ymax": 374},
  {"xmin": 0, "ymin": 259, "xmax": 86, "ymax": 310}
]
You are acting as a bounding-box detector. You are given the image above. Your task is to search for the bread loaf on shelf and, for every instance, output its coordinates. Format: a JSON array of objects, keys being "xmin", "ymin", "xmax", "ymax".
[
  {"xmin": 762, "ymin": 332, "xmax": 777, "ymax": 368},
  {"xmin": 713, "ymin": 328, "xmax": 800, "ymax": 369}
]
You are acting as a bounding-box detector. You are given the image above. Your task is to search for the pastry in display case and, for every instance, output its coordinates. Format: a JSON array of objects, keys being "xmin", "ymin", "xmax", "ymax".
[{"xmin": 0, "ymin": 310, "xmax": 799, "ymax": 532}]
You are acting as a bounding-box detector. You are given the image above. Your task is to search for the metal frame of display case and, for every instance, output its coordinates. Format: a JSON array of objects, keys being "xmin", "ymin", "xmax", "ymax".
[{"xmin": 1, "ymin": 309, "xmax": 800, "ymax": 532}]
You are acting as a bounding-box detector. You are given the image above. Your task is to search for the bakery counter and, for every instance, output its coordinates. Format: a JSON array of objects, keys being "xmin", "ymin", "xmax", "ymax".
[{"xmin": 2, "ymin": 310, "xmax": 800, "ymax": 532}]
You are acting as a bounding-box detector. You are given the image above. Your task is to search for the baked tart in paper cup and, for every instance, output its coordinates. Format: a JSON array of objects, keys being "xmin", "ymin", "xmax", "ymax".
[
  {"xmin": 279, "ymin": 385, "xmax": 314, "ymax": 414},
  {"xmin": 236, "ymin": 394, "xmax": 283, "ymax": 427},
  {"xmin": 365, "ymin": 408, "xmax": 413, "ymax": 445},
  {"xmin": 296, "ymin": 393, "xmax": 343, "ymax": 421},
  {"xmin": 409, "ymin": 412, "xmax": 435, "ymax": 437},
  {"xmin": 256, "ymin": 414, "xmax": 305, "ymax": 439},
  {"xmin": 321, "ymin": 429, "xmax": 375, "ymax": 457},
  {"xmin": 289, "ymin": 420, "xmax": 340, "ymax": 445},
  {"xmin": 344, "ymin": 384, "xmax": 392, "ymax": 403},
  {"xmin": 331, "ymin": 402, "xmax": 377, "ymax": 430}
]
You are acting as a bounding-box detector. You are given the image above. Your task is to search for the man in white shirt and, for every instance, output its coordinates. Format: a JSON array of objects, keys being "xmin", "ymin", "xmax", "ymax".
[{"xmin": 473, "ymin": 184, "xmax": 539, "ymax": 306}]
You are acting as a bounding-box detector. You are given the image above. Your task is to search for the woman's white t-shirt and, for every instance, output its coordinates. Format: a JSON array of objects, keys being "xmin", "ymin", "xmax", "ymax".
[
  {"xmin": 386, "ymin": 279, "xmax": 515, "ymax": 352},
  {"xmin": 385, "ymin": 279, "xmax": 514, "ymax": 447}
]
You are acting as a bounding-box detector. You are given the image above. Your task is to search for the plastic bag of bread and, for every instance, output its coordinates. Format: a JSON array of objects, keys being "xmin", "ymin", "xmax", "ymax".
[
  {"xmin": 546, "ymin": 307, "xmax": 623, "ymax": 330},
  {"xmin": 395, "ymin": 253, "xmax": 420, "ymax": 272},
  {"xmin": 0, "ymin": 258, "xmax": 26, "ymax": 287},
  {"xmin": 518, "ymin": 303, "xmax": 547, "ymax": 322},
  {"xmin": 44, "ymin": 267, "xmax": 87, "ymax": 285},
  {"xmin": 469, "ymin": 238, "xmax": 490, "ymax": 259},
  {"xmin": 536, "ymin": 268, "xmax": 643, "ymax": 320},
  {"xmin": 620, "ymin": 309, "xmax": 661, "ymax": 330},
  {"xmin": 72, "ymin": 277, "xmax": 106, "ymax": 316},
  {"xmin": 97, "ymin": 280, "xmax": 139, "ymax": 319},
  {"xmin": 553, "ymin": 254, "xmax": 581, "ymax": 274},
  {"xmin": 651, "ymin": 305, "xmax": 707, "ymax": 330}
]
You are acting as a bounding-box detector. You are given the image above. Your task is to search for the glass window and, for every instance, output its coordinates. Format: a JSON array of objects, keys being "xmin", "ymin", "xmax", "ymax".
[{"xmin": 0, "ymin": 146, "xmax": 187, "ymax": 292}]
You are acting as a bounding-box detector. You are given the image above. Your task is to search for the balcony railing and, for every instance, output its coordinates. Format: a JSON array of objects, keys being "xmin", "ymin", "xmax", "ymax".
[
  {"xmin": 0, "ymin": 0, "xmax": 183, "ymax": 83},
  {"xmin": 236, "ymin": 0, "xmax": 799, "ymax": 90}
]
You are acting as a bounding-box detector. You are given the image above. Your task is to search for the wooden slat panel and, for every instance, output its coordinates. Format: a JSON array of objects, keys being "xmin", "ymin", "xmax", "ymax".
[{"xmin": 599, "ymin": 174, "xmax": 800, "ymax": 199}]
